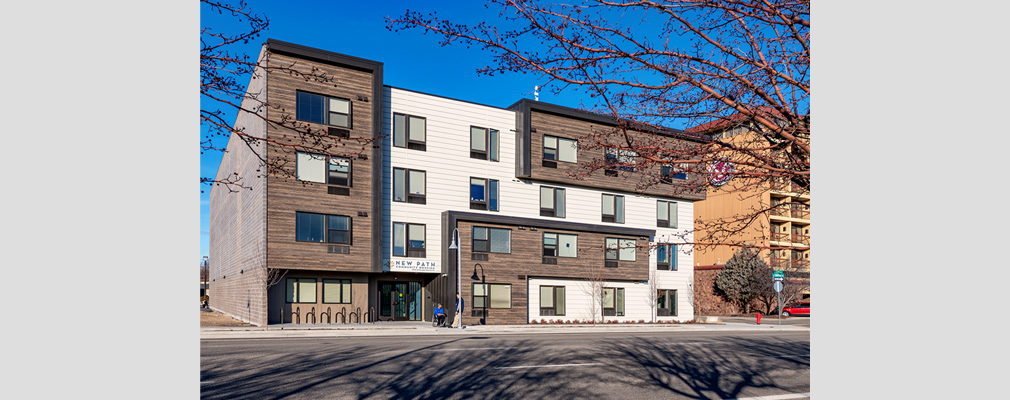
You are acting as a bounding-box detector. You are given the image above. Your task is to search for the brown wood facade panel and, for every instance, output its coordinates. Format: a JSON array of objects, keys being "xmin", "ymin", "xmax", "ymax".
[
  {"xmin": 264, "ymin": 51, "xmax": 378, "ymax": 274},
  {"xmin": 527, "ymin": 110, "xmax": 707, "ymax": 200},
  {"xmin": 454, "ymin": 220, "xmax": 649, "ymax": 325}
]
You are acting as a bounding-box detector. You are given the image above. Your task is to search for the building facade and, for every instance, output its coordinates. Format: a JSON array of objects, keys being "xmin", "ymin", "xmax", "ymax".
[
  {"xmin": 689, "ymin": 114, "xmax": 811, "ymax": 310},
  {"xmin": 209, "ymin": 39, "xmax": 708, "ymax": 326}
]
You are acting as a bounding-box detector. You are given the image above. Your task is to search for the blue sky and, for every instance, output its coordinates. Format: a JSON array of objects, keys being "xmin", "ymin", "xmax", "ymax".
[{"xmin": 200, "ymin": 0, "xmax": 640, "ymax": 261}]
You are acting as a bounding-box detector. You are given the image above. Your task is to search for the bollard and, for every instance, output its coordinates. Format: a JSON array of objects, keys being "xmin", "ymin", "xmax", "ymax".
[{"xmin": 756, "ymin": 312, "xmax": 762, "ymax": 325}]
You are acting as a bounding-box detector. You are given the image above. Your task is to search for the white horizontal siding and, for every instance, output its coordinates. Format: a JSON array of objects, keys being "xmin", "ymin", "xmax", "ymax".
[
  {"xmin": 528, "ymin": 277, "xmax": 654, "ymax": 323},
  {"xmin": 380, "ymin": 87, "xmax": 694, "ymax": 320}
]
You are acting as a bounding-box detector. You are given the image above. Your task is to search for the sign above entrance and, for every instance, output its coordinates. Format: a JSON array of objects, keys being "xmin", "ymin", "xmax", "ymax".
[{"xmin": 384, "ymin": 259, "xmax": 439, "ymax": 273}]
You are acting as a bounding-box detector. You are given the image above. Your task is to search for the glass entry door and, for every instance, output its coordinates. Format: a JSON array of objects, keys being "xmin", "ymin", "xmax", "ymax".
[{"xmin": 379, "ymin": 281, "xmax": 422, "ymax": 321}]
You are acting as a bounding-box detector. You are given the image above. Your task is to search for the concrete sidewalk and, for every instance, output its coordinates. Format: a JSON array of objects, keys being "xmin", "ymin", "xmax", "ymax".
[{"xmin": 201, "ymin": 318, "xmax": 808, "ymax": 339}]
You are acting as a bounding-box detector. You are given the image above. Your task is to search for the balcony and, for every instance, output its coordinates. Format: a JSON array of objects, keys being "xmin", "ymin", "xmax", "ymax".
[
  {"xmin": 791, "ymin": 234, "xmax": 810, "ymax": 246},
  {"xmin": 770, "ymin": 258, "xmax": 810, "ymax": 271},
  {"xmin": 791, "ymin": 207, "xmax": 810, "ymax": 220},
  {"xmin": 770, "ymin": 232, "xmax": 790, "ymax": 242}
]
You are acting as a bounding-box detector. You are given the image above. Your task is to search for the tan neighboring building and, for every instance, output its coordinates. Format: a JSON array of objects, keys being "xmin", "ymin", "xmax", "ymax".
[{"xmin": 688, "ymin": 112, "xmax": 810, "ymax": 313}]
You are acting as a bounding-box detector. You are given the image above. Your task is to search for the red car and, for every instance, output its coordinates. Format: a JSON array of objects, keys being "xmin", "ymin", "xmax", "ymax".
[{"xmin": 780, "ymin": 302, "xmax": 810, "ymax": 317}]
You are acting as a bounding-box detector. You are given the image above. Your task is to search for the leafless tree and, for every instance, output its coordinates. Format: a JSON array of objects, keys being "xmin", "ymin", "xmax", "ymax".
[
  {"xmin": 202, "ymin": 0, "xmax": 379, "ymax": 192},
  {"xmin": 751, "ymin": 267, "xmax": 808, "ymax": 315},
  {"xmin": 387, "ymin": 0, "xmax": 810, "ymax": 252},
  {"xmin": 646, "ymin": 266, "xmax": 659, "ymax": 323},
  {"xmin": 580, "ymin": 264, "xmax": 608, "ymax": 325}
]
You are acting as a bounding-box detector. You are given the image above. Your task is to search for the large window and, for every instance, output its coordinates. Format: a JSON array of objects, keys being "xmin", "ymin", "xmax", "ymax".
[
  {"xmin": 473, "ymin": 227, "xmax": 511, "ymax": 253},
  {"xmin": 656, "ymin": 244, "xmax": 677, "ymax": 271},
  {"xmin": 543, "ymin": 135, "xmax": 577, "ymax": 163},
  {"xmin": 296, "ymin": 212, "xmax": 351, "ymax": 244},
  {"xmin": 540, "ymin": 286, "xmax": 566, "ymax": 316},
  {"xmin": 540, "ymin": 186, "xmax": 566, "ymax": 218},
  {"xmin": 470, "ymin": 126, "xmax": 500, "ymax": 161},
  {"xmin": 297, "ymin": 91, "xmax": 351, "ymax": 128},
  {"xmin": 393, "ymin": 168, "xmax": 426, "ymax": 204},
  {"xmin": 661, "ymin": 163, "xmax": 689, "ymax": 183},
  {"xmin": 605, "ymin": 148, "xmax": 637, "ymax": 173},
  {"xmin": 605, "ymin": 238, "xmax": 636, "ymax": 261},
  {"xmin": 543, "ymin": 233, "xmax": 578, "ymax": 258},
  {"xmin": 602, "ymin": 194, "xmax": 625, "ymax": 223},
  {"xmin": 473, "ymin": 283, "xmax": 512, "ymax": 309},
  {"xmin": 657, "ymin": 200, "xmax": 678, "ymax": 228},
  {"xmin": 657, "ymin": 289, "xmax": 677, "ymax": 316},
  {"xmin": 470, "ymin": 178, "xmax": 500, "ymax": 211},
  {"xmin": 393, "ymin": 223, "xmax": 425, "ymax": 257},
  {"xmin": 323, "ymin": 279, "xmax": 352, "ymax": 304},
  {"xmin": 603, "ymin": 287, "xmax": 625, "ymax": 316},
  {"xmin": 286, "ymin": 278, "xmax": 317, "ymax": 303},
  {"xmin": 296, "ymin": 152, "xmax": 352, "ymax": 187},
  {"xmin": 393, "ymin": 113, "xmax": 426, "ymax": 151}
]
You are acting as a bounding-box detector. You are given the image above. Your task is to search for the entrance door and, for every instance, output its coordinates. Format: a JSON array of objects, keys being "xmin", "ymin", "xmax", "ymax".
[{"xmin": 379, "ymin": 282, "xmax": 422, "ymax": 321}]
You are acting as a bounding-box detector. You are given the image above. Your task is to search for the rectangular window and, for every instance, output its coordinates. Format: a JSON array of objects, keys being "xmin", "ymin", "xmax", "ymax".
[
  {"xmin": 472, "ymin": 227, "xmax": 511, "ymax": 253},
  {"xmin": 543, "ymin": 135, "xmax": 577, "ymax": 163},
  {"xmin": 470, "ymin": 178, "xmax": 500, "ymax": 211},
  {"xmin": 286, "ymin": 278, "xmax": 317, "ymax": 303},
  {"xmin": 473, "ymin": 283, "xmax": 512, "ymax": 309},
  {"xmin": 539, "ymin": 286, "xmax": 566, "ymax": 316},
  {"xmin": 296, "ymin": 152, "xmax": 352, "ymax": 187},
  {"xmin": 603, "ymin": 287, "xmax": 625, "ymax": 316},
  {"xmin": 601, "ymin": 194, "xmax": 625, "ymax": 223},
  {"xmin": 657, "ymin": 289, "xmax": 678, "ymax": 316},
  {"xmin": 605, "ymin": 238, "xmax": 636, "ymax": 261},
  {"xmin": 656, "ymin": 244, "xmax": 677, "ymax": 271},
  {"xmin": 661, "ymin": 163, "xmax": 689, "ymax": 183},
  {"xmin": 296, "ymin": 212, "xmax": 351, "ymax": 244},
  {"xmin": 657, "ymin": 200, "xmax": 678, "ymax": 228},
  {"xmin": 322, "ymin": 279, "xmax": 352, "ymax": 304},
  {"xmin": 470, "ymin": 126, "xmax": 499, "ymax": 161},
  {"xmin": 392, "ymin": 223, "xmax": 425, "ymax": 257},
  {"xmin": 540, "ymin": 186, "xmax": 566, "ymax": 218},
  {"xmin": 296, "ymin": 91, "xmax": 351, "ymax": 128},
  {"xmin": 393, "ymin": 113, "xmax": 426, "ymax": 151},
  {"xmin": 542, "ymin": 233, "xmax": 578, "ymax": 258},
  {"xmin": 393, "ymin": 168, "xmax": 426, "ymax": 204},
  {"xmin": 605, "ymin": 148, "xmax": 637, "ymax": 173}
]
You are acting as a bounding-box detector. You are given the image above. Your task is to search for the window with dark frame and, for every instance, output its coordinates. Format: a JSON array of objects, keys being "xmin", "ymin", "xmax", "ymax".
[
  {"xmin": 656, "ymin": 244, "xmax": 678, "ymax": 271},
  {"xmin": 605, "ymin": 148, "xmax": 637, "ymax": 173},
  {"xmin": 393, "ymin": 168, "xmax": 426, "ymax": 204},
  {"xmin": 657, "ymin": 200, "xmax": 678, "ymax": 228},
  {"xmin": 605, "ymin": 238, "xmax": 636, "ymax": 261},
  {"xmin": 296, "ymin": 152, "xmax": 352, "ymax": 188},
  {"xmin": 472, "ymin": 226, "xmax": 511, "ymax": 254},
  {"xmin": 661, "ymin": 163, "xmax": 689, "ymax": 183},
  {"xmin": 322, "ymin": 279, "xmax": 352, "ymax": 304},
  {"xmin": 543, "ymin": 135, "xmax": 577, "ymax": 163},
  {"xmin": 473, "ymin": 283, "xmax": 512, "ymax": 311},
  {"xmin": 286, "ymin": 278, "xmax": 317, "ymax": 303},
  {"xmin": 392, "ymin": 222, "xmax": 425, "ymax": 257},
  {"xmin": 470, "ymin": 126, "xmax": 499, "ymax": 161},
  {"xmin": 470, "ymin": 178, "xmax": 500, "ymax": 211},
  {"xmin": 296, "ymin": 91, "xmax": 351, "ymax": 128},
  {"xmin": 540, "ymin": 186, "xmax": 566, "ymax": 217},
  {"xmin": 539, "ymin": 285, "xmax": 566, "ymax": 316},
  {"xmin": 296, "ymin": 212, "xmax": 351, "ymax": 245},
  {"xmin": 602, "ymin": 194, "xmax": 625, "ymax": 223},
  {"xmin": 542, "ymin": 232, "xmax": 577, "ymax": 258},
  {"xmin": 657, "ymin": 289, "xmax": 678, "ymax": 316},
  {"xmin": 603, "ymin": 287, "xmax": 625, "ymax": 316},
  {"xmin": 393, "ymin": 113, "xmax": 426, "ymax": 151}
]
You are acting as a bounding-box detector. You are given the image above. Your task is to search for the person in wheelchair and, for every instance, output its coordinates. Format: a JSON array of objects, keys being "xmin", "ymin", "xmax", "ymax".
[{"xmin": 433, "ymin": 303, "xmax": 447, "ymax": 327}]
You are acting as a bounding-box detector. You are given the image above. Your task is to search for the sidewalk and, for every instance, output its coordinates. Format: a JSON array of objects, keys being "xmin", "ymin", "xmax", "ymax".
[{"xmin": 201, "ymin": 317, "xmax": 808, "ymax": 339}]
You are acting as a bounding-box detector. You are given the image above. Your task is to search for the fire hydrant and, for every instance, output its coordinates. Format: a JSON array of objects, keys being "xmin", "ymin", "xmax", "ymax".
[{"xmin": 756, "ymin": 312, "xmax": 762, "ymax": 325}]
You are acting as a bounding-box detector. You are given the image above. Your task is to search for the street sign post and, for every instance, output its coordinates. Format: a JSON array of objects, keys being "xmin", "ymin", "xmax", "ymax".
[{"xmin": 773, "ymin": 270, "xmax": 784, "ymax": 325}]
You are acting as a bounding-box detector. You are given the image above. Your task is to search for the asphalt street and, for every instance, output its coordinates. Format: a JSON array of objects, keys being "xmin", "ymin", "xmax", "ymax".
[{"xmin": 201, "ymin": 330, "xmax": 810, "ymax": 399}]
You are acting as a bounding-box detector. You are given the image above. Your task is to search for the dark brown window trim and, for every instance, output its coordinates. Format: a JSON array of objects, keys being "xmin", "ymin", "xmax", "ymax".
[
  {"xmin": 393, "ymin": 167, "xmax": 427, "ymax": 204},
  {"xmin": 296, "ymin": 90, "xmax": 353, "ymax": 129},
  {"xmin": 321, "ymin": 279, "xmax": 352, "ymax": 304},
  {"xmin": 393, "ymin": 112, "xmax": 427, "ymax": 151}
]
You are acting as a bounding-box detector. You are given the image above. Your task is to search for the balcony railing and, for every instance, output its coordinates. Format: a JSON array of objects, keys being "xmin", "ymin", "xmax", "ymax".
[
  {"xmin": 771, "ymin": 206, "xmax": 791, "ymax": 217},
  {"xmin": 770, "ymin": 258, "xmax": 810, "ymax": 270},
  {"xmin": 770, "ymin": 232, "xmax": 790, "ymax": 242},
  {"xmin": 791, "ymin": 208, "xmax": 810, "ymax": 219},
  {"xmin": 791, "ymin": 234, "xmax": 810, "ymax": 245}
]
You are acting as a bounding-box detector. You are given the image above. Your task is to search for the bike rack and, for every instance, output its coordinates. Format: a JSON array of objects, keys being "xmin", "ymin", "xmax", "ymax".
[
  {"xmin": 321, "ymin": 307, "xmax": 331, "ymax": 324},
  {"xmin": 292, "ymin": 307, "xmax": 301, "ymax": 324},
  {"xmin": 370, "ymin": 307, "xmax": 376, "ymax": 324},
  {"xmin": 306, "ymin": 307, "xmax": 316, "ymax": 324},
  {"xmin": 338, "ymin": 306, "xmax": 347, "ymax": 324}
]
